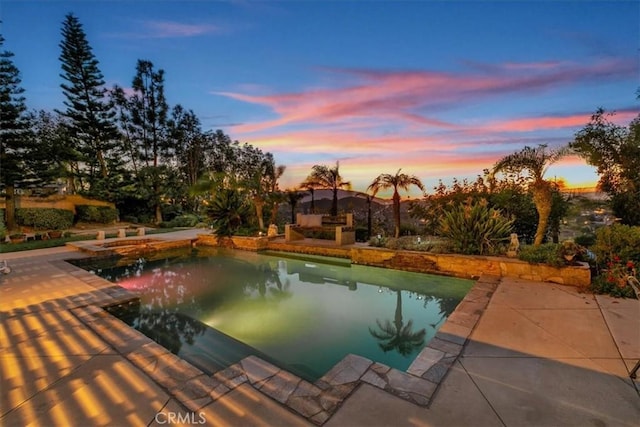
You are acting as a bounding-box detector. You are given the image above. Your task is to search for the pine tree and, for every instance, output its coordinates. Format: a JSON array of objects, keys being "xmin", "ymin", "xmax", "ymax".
[
  {"xmin": 58, "ymin": 13, "xmax": 117, "ymax": 193},
  {"xmin": 0, "ymin": 33, "xmax": 31, "ymax": 230},
  {"xmin": 128, "ymin": 59, "xmax": 170, "ymax": 223}
]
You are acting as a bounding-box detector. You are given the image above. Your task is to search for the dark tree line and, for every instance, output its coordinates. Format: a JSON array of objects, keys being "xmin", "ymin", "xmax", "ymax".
[{"xmin": 1, "ymin": 13, "xmax": 283, "ymax": 231}]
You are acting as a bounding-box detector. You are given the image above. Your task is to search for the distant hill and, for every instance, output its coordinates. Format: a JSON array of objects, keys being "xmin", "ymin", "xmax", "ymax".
[
  {"xmin": 295, "ymin": 189, "xmax": 391, "ymax": 205},
  {"xmin": 297, "ymin": 195, "xmax": 389, "ymax": 214},
  {"xmin": 563, "ymin": 188, "xmax": 609, "ymax": 201}
]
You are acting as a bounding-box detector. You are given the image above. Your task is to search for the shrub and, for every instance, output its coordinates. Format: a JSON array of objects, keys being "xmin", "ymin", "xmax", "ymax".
[
  {"xmin": 122, "ymin": 215, "xmax": 139, "ymax": 224},
  {"xmin": 234, "ymin": 226, "xmax": 260, "ymax": 237},
  {"xmin": 207, "ymin": 189, "xmax": 253, "ymax": 238},
  {"xmin": 168, "ymin": 214, "xmax": 199, "ymax": 228},
  {"xmin": 76, "ymin": 205, "xmax": 118, "ymax": 224},
  {"xmin": 574, "ymin": 233, "xmax": 596, "ymax": 247},
  {"xmin": 592, "ymin": 224, "xmax": 640, "ymax": 268},
  {"xmin": 369, "ymin": 235, "xmax": 388, "ymax": 247},
  {"xmin": 518, "ymin": 243, "xmax": 565, "ymax": 267},
  {"xmin": 590, "ymin": 273, "xmax": 637, "ymax": 298},
  {"xmin": 15, "ymin": 208, "xmax": 73, "ymax": 230},
  {"xmin": 0, "ymin": 215, "xmax": 6, "ymax": 240},
  {"xmin": 438, "ymin": 198, "xmax": 514, "ymax": 255},
  {"xmin": 517, "ymin": 240, "xmax": 588, "ymax": 267}
]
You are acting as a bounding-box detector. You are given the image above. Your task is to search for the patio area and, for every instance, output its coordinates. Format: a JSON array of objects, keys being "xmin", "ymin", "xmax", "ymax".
[{"xmin": 0, "ymin": 230, "xmax": 638, "ymax": 426}]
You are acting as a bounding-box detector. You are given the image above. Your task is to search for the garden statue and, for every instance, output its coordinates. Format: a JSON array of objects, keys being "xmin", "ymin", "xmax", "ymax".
[
  {"xmin": 507, "ymin": 233, "xmax": 520, "ymax": 258},
  {"xmin": 267, "ymin": 224, "xmax": 278, "ymax": 237}
]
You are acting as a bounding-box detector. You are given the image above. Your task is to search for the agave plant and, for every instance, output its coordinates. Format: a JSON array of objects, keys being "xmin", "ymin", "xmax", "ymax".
[
  {"xmin": 439, "ymin": 198, "xmax": 514, "ymax": 255},
  {"xmin": 206, "ymin": 189, "xmax": 252, "ymax": 239}
]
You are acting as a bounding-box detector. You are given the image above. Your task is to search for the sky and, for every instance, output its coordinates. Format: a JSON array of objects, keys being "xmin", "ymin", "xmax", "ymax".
[{"xmin": 1, "ymin": 1, "xmax": 638, "ymax": 198}]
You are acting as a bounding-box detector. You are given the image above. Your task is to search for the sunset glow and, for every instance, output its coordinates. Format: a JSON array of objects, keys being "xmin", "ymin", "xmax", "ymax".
[{"xmin": 3, "ymin": 1, "xmax": 638, "ymax": 197}]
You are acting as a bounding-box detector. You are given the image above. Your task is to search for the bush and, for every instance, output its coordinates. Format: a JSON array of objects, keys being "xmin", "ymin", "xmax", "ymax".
[
  {"xmin": 122, "ymin": 215, "xmax": 139, "ymax": 224},
  {"xmin": 574, "ymin": 233, "xmax": 596, "ymax": 247},
  {"xmin": 592, "ymin": 224, "xmax": 640, "ymax": 268},
  {"xmin": 590, "ymin": 274, "xmax": 637, "ymax": 298},
  {"xmin": 15, "ymin": 208, "xmax": 73, "ymax": 230},
  {"xmin": 0, "ymin": 215, "xmax": 6, "ymax": 240},
  {"xmin": 76, "ymin": 205, "xmax": 118, "ymax": 224},
  {"xmin": 518, "ymin": 243, "xmax": 565, "ymax": 267},
  {"xmin": 366, "ymin": 235, "xmax": 444, "ymax": 253},
  {"xmin": 168, "ymin": 214, "xmax": 199, "ymax": 228},
  {"xmin": 234, "ymin": 226, "xmax": 260, "ymax": 236},
  {"xmin": 438, "ymin": 198, "xmax": 513, "ymax": 255},
  {"xmin": 207, "ymin": 189, "xmax": 253, "ymax": 238},
  {"xmin": 369, "ymin": 235, "xmax": 388, "ymax": 247}
]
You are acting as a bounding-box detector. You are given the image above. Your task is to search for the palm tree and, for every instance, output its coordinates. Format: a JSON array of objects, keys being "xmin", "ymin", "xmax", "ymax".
[
  {"xmin": 286, "ymin": 190, "xmax": 305, "ymax": 223},
  {"xmin": 368, "ymin": 169, "xmax": 425, "ymax": 238},
  {"xmin": 369, "ymin": 290, "xmax": 426, "ymax": 356},
  {"xmin": 247, "ymin": 162, "xmax": 285, "ymax": 230},
  {"xmin": 299, "ymin": 181, "xmax": 317, "ymax": 213},
  {"xmin": 304, "ymin": 161, "xmax": 351, "ymax": 216},
  {"xmin": 492, "ymin": 144, "xmax": 568, "ymax": 246}
]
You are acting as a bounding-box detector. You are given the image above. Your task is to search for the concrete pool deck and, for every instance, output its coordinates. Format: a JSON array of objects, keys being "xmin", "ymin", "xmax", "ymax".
[{"xmin": 0, "ymin": 229, "xmax": 638, "ymax": 426}]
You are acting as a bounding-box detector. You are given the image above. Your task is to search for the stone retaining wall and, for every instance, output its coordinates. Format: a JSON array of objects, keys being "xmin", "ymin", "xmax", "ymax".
[
  {"xmin": 196, "ymin": 235, "xmax": 590, "ymax": 286},
  {"xmin": 197, "ymin": 234, "xmax": 269, "ymax": 251},
  {"xmin": 351, "ymin": 247, "xmax": 589, "ymax": 286},
  {"xmin": 266, "ymin": 241, "xmax": 352, "ymax": 259}
]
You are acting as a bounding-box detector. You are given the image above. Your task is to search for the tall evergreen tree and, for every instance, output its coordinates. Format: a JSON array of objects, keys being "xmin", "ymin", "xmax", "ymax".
[
  {"xmin": 128, "ymin": 59, "xmax": 170, "ymax": 223},
  {"xmin": 0, "ymin": 33, "xmax": 32, "ymax": 230},
  {"xmin": 31, "ymin": 110, "xmax": 81, "ymax": 194},
  {"xmin": 58, "ymin": 13, "xmax": 117, "ymax": 193},
  {"xmin": 168, "ymin": 104, "xmax": 207, "ymax": 187}
]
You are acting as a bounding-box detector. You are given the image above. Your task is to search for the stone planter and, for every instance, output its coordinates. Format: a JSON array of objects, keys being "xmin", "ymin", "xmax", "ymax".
[
  {"xmin": 48, "ymin": 230, "xmax": 63, "ymax": 239},
  {"xmin": 9, "ymin": 234, "xmax": 26, "ymax": 244}
]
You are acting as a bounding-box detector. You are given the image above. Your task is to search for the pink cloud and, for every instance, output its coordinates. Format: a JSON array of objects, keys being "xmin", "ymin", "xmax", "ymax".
[
  {"xmin": 482, "ymin": 114, "xmax": 592, "ymax": 133},
  {"xmin": 476, "ymin": 109, "xmax": 639, "ymax": 133},
  {"xmin": 215, "ymin": 59, "xmax": 635, "ymax": 195},
  {"xmin": 217, "ymin": 58, "xmax": 636, "ymax": 136}
]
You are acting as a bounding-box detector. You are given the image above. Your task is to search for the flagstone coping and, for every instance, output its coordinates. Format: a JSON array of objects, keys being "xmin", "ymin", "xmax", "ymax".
[{"xmin": 42, "ymin": 261, "xmax": 498, "ymax": 425}]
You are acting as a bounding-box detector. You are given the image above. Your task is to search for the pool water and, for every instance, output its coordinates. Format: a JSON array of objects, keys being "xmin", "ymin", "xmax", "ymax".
[{"xmin": 76, "ymin": 248, "xmax": 472, "ymax": 381}]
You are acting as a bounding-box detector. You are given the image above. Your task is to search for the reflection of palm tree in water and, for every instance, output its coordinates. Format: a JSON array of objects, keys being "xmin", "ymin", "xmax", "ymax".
[
  {"xmin": 423, "ymin": 295, "xmax": 459, "ymax": 330},
  {"xmin": 254, "ymin": 262, "xmax": 291, "ymax": 300},
  {"xmin": 369, "ymin": 290, "xmax": 426, "ymax": 356}
]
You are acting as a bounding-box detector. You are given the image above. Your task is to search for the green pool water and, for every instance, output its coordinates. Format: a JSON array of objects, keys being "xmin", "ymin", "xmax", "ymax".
[{"xmin": 77, "ymin": 248, "xmax": 472, "ymax": 381}]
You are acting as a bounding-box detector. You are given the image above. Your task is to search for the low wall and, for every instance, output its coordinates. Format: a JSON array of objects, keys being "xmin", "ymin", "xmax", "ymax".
[
  {"xmin": 351, "ymin": 247, "xmax": 590, "ymax": 286},
  {"xmin": 267, "ymin": 240, "xmax": 352, "ymax": 259},
  {"xmin": 195, "ymin": 235, "xmax": 591, "ymax": 286},
  {"xmin": 197, "ymin": 234, "xmax": 269, "ymax": 251}
]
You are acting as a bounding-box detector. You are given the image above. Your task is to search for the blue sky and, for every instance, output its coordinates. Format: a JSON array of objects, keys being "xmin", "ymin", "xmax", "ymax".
[{"xmin": 1, "ymin": 1, "xmax": 638, "ymax": 196}]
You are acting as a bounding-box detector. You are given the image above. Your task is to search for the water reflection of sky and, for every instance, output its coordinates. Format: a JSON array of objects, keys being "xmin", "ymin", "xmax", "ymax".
[{"xmin": 86, "ymin": 249, "xmax": 472, "ymax": 380}]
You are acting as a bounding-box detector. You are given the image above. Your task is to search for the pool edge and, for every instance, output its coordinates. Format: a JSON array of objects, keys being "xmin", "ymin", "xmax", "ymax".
[{"xmin": 56, "ymin": 257, "xmax": 499, "ymax": 425}]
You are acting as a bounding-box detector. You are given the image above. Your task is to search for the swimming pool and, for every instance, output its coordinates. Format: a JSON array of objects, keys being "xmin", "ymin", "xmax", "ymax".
[{"xmin": 75, "ymin": 248, "xmax": 472, "ymax": 381}]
